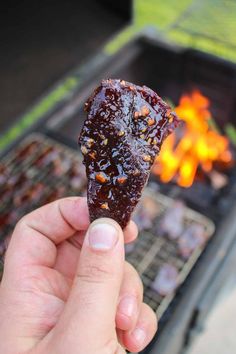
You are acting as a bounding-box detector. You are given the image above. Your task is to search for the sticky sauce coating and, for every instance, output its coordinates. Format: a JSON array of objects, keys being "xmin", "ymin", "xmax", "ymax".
[{"xmin": 79, "ymin": 79, "xmax": 179, "ymax": 228}]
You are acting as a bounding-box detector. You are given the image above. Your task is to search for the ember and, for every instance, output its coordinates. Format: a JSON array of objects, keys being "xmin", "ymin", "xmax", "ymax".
[{"xmin": 153, "ymin": 91, "xmax": 233, "ymax": 187}]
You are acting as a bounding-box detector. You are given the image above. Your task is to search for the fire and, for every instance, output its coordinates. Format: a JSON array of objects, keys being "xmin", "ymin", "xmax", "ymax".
[{"xmin": 153, "ymin": 91, "xmax": 232, "ymax": 187}]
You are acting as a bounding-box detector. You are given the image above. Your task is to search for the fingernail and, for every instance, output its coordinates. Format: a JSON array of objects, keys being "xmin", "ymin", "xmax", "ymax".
[
  {"xmin": 88, "ymin": 223, "xmax": 118, "ymax": 251},
  {"xmin": 118, "ymin": 295, "xmax": 137, "ymax": 318},
  {"xmin": 132, "ymin": 327, "xmax": 146, "ymax": 345}
]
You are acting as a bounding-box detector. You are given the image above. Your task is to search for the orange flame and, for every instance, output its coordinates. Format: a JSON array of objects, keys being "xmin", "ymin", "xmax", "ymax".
[{"xmin": 153, "ymin": 91, "xmax": 232, "ymax": 187}]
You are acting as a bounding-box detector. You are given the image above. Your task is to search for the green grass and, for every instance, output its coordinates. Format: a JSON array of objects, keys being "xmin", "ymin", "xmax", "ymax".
[
  {"xmin": 104, "ymin": 26, "xmax": 137, "ymax": 55},
  {"xmin": 106, "ymin": 0, "xmax": 236, "ymax": 63},
  {"xmin": 168, "ymin": 30, "xmax": 236, "ymax": 63},
  {"xmin": 134, "ymin": 0, "xmax": 191, "ymax": 29},
  {"xmin": 0, "ymin": 77, "xmax": 78, "ymax": 150},
  {"xmin": 105, "ymin": 0, "xmax": 193, "ymax": 55},
  {"xmin": 1, "ymin": 0, "xmax": 235, "ymax": 151}
]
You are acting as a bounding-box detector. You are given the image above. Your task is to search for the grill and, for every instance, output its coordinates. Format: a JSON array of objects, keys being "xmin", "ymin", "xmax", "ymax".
[
  {"xmin": 1, "ymin": 33, "xmax": 236, "ymax": 354},
  {"xmin": 0, "ymin": 133, "xmax": 86, "ymax": 263},
  {"xmin": 0, "ymin": 131, "xmax": 215, "ymax": 328}
]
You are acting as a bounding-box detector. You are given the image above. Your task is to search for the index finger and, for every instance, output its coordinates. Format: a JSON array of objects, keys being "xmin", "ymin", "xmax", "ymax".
[{"xmin": 5, "ymin": 197, "xmax": 90, "ymax": 271}]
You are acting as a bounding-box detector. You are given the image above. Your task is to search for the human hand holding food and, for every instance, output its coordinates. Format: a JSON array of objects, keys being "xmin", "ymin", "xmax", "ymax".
[{"xmin": 0, "ymin": 197, "xmax": 157, "ymax": 353}]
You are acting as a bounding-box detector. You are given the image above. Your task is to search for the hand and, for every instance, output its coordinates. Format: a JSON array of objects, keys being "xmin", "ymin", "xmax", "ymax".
[{"xmin": 0, "ymin": 197, "xmax": 157, "ymax": 353}]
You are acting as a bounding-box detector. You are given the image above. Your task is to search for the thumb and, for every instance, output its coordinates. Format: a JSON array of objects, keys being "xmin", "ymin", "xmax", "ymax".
[{"xmin": 52, "ymin": 218, "xmax": 125, "ymax": 353}]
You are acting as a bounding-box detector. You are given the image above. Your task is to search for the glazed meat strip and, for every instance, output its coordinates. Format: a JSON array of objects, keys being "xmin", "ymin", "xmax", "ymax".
[{"xmin": 79, "ymin": 79, "xmax": 179, "ymax": 228}]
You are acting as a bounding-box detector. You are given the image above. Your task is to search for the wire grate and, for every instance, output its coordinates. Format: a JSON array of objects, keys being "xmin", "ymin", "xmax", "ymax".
[
  {"xmin": 126, "ymin": 190, "xmax": 215, "ymax": 320},
  {"xmin": 0, "ymin": 133, "xmax": 215, "ymax": 323}
]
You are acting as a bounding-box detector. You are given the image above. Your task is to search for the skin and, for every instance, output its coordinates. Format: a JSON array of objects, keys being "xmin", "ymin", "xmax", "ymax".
[{"xmin": 0, "ymin": 197, "xmax": 157, "ymax": 354}]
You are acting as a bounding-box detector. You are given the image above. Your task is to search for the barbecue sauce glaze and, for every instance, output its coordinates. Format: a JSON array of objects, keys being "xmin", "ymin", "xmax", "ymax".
[{"xmin": 79, "ymin": 79, "xmax": 179, "ymax": 228}]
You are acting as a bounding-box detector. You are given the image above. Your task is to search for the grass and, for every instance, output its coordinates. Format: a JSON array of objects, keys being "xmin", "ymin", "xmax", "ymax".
[
  {"xmin": 1, "ymin": 0, "xmax": 235, "ymax": 151},
  {"xmin": 0, "ymin": 77, "xmax": 78, "ymax": 150}
]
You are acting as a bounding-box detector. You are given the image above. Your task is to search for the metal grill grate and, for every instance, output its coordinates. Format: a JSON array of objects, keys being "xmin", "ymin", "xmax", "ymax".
[
  {"xmin": 0, "ymin": 133, "xmax": 87, "ymax": 260},
  {"xmin": 0, "ymin": 133, "xmax": 215, "ymax": 323},
  {"xmin": 126, "ymin": 190, "xmax": 215, "ymax": 320}
]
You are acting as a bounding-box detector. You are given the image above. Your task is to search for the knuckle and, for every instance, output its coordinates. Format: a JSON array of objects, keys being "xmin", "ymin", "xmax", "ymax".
[
  {"xmin": 15, "ymin": 213, "xmax": 35, "ymax": 233},
  {"xmin": 15, "ymin": 216, "xmax": 27, "ymax": 231},
  {"xmin": 14, "ymin": 215, "xmax": 33, "ymax": 238}
]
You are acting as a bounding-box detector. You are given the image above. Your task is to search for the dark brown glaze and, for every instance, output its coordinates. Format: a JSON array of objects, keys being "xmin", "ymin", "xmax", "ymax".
[{"xmin": 79, "ymin": 79, "xmax": 179, "ymax": 228}]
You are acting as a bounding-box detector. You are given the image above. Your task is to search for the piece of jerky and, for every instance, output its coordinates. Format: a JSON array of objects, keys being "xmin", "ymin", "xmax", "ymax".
[
  {"xmin": 151, "ymin": 264, "xmax": 179, "ymax": 296},
  {"xmin": 178, "ymin": 223, "xmax": 206, "ymax": 259},
  {"xmin": 133, "ymin": 195, "xmax": 159, "ymax": 231},
  {"xmin": 79, "ymin": 79, "xmax": 179, "ymax": 228},
  {"xmin": 159, "ymin": 200, "xmax": 185, "ymax": 240}
]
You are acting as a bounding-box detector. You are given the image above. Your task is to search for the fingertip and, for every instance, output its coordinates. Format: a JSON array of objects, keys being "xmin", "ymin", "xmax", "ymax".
[
  {"xmin": 91, "ymin": 218, "xmax": 122, "ymax": 231},
  {"xmin": 59, "ymin": 197, "xmax": 90, "ymax": 230},
  {"xmin": 89, "ymin": 217, "xmax": 123, "ymax": 235},
  {"xmin": 86, "ymin": 221, "xmax": 119, "ymax": 252},
  {"xmin": 124, "ymin": 220, "xmax": 138, "ymax": 244},
  {"xmin": 86, "ymin": 217, "xmax": 138, "ymax": 245},
  {"xmin": 122, "ymin": 303, "xmax": 158, "ymax": 353}
]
